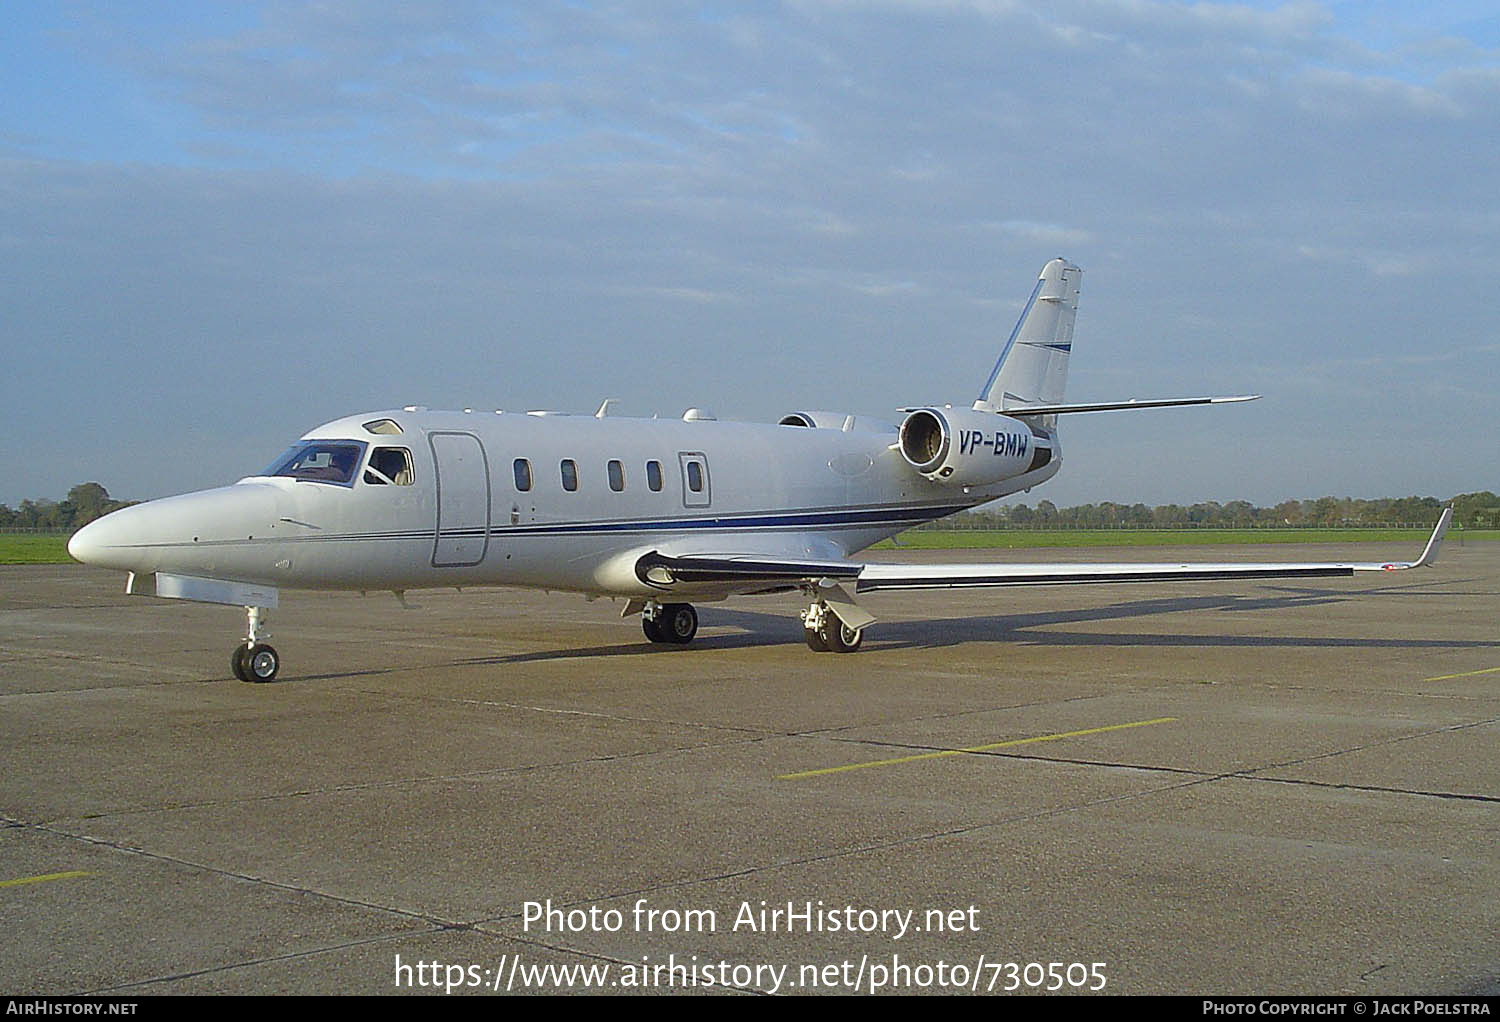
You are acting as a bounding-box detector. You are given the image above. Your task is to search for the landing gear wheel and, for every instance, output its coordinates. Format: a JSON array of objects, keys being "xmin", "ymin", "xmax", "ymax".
[
  {"xmin": 230, "ymin": 644, "xmax": 251, "ymax": 682},
  {"xmin": 660, "ymin": 603, "xmax": 698, "ymax": 645},
  {"xmin": 244, "ymin": 642, "xmax": 280, "ymax": 682},
  {"xmin": 642, "ymin": 615, "xmax": 666, "ymax": 643},
  {"xmin": 819, "ymin": 619, "xmax": 863, "ymax": 653},
  {"xmin": 235, "ymin": 605, "xmax": 276, "ymax": 681},
  {"xmin": 804, "ymin": 627, "xmax": 829, "ymax": 652}
]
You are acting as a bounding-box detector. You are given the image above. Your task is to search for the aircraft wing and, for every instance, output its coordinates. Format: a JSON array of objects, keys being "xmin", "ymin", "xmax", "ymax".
[{"xmin": 637, "ymin": 509, "xmax": 1451, "ymax": 594}]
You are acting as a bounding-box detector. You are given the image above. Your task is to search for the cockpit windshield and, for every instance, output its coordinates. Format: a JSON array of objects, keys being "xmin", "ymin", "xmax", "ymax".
[{"xmin": 261, "ymin": 442, "xmax": 367, "ymax": 486}]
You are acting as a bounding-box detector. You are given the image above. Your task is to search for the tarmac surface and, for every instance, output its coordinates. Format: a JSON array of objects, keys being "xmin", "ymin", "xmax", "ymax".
[{"xmin": 2, "ymin": 538, "xmax": 1498, "ymax": 996}]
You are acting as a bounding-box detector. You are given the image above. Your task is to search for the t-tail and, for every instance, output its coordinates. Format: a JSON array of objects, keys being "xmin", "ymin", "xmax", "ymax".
[
  {"xmin": 974, "ymin": 257, "xmax": 1082, "ymax": 412},
  {"xmin": 896, "ymin": 257, "xmax": 1257, "ymax": 488},
  {"xmin": 973, "ymin": 258, "xmax": 1258, "ymax": 418}
]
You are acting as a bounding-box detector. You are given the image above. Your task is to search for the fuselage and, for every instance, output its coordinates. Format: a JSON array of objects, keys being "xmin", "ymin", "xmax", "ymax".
[{"xmin": 68, "ymin": 407, "xmax": 1063, "ymax": 598}]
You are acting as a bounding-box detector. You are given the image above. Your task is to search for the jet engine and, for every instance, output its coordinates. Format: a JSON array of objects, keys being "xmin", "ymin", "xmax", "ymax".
[
  {"xmin": 898, "ymin": 406, "xmax": 1050, "ymax": 485},
  {"xmin": 779, "ymin": 411, "xmax": 895, "ymax": 433}
]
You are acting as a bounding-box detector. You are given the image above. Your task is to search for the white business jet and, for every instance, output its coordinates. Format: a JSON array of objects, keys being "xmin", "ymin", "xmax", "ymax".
[{"xmin": 68, "ymin": 259, "xmax": 1451, "ymax": 681}]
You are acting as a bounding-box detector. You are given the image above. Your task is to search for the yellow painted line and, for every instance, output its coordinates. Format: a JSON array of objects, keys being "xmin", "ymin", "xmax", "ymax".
[
  {"xmin": 0, "ymin": 870, "xmax": 94, "ymax": 889},
  {"xmin": 778, "ymin": 717, "xmax": 1178, "ymax": 780},
  {"xmin": 1424, "ymin": 666, "xmax": 1500, "ymax": 682}
]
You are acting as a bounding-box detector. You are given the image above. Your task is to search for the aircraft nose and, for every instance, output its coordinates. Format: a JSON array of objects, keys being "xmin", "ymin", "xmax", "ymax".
[
  {"xmin": 66, "ymin": 521, "xmax": 97, "ymax": 564},
  {"xmin": 67, "ymin": 505, "xmax": 147, "ymax": 572},
  {"xmin": 67, "ymin": 484, "xmax": 284, "ymax": 575}
]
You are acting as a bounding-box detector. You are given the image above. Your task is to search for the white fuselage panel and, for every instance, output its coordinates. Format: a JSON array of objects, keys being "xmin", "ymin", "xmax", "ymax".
[{"xmin": 70, "ymin": 409, "xmax": 1061, "ymax": 597}]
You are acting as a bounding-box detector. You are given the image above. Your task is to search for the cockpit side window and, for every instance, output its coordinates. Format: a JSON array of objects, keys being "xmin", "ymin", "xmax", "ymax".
[
  {"xmin": 364, "ymin": 447, "xmax": 414, "ymax": 486},
  {"xmin": 263, "ymin": 442, "xmax": 367, "ymax": 486}
]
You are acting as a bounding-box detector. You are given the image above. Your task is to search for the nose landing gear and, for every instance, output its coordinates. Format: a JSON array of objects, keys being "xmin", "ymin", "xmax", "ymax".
[{"xmin": 231, "ymin": 605, "xmax": 280, "ymax": 682}]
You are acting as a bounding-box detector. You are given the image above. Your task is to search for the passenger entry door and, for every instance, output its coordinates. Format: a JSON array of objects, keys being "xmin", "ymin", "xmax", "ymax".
[
  {"xmin": 430, "ymin": 432, "xmax": 490, "ymax": 567},
  {"xmin": 678, "ymin": 452, "xmax": 710, "ymax": 508}
]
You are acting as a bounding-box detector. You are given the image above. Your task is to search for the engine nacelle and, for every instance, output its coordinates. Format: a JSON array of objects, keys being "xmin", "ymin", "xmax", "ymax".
[
  {"xmin": 779, "ymin": 411, "xmax": 896, "ymax": 434},
  {"xmin": 899, "ymin": 406, "xmax": 1049, "ymax": 485}
]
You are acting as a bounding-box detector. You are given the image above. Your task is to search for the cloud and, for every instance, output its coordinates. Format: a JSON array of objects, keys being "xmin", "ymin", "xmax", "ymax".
[
  {"xmin": 1291, "ymin": 66, "xmax": 1464, "ymax": 118},
  {"xmin": 1295, "ymin": 244, "xmax": 1436, "ymax": 278},
  {"xmin": 994, "ymin": 220, "xmax": 1095, "ymax": 248},
  {"xmin": 3, "ymin": 2, "xmax": 1498, "ymax": 503},
  {"xmin": 605, "ymin": 285, "xmax": 744, "ymax": 304}
]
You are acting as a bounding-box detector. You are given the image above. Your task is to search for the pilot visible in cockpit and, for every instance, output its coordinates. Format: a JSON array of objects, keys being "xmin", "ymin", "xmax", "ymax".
[
  {"xmin": 305, "ymin": 447, "xmax": 356, "ymax": 482},
  {"xmin": 364, "ymin": 447, "xmax": 414, "ymax": 486}
]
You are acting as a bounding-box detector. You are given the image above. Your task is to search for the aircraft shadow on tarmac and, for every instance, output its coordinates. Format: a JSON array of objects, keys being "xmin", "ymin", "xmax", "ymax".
[
  {"xmin": 277, "ymin": 576, "xmax": 1495, "ymax": 681},
  {"xmin": 429, "ymin": 582, "xmax": 1500, "ymax": 668}
]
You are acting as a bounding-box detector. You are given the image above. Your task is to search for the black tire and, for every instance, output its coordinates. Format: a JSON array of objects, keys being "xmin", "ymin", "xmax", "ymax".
[
  {"xmin": 660, "ymin": 603, "xmax": 698, "ymax": 645},
  {"xmin": 804, "ymin": 626, "xmax": 829, "ymax": 652},
  {"xmin": 230, "ymin": 644, "xmax": 251, "ymax": 682},
  {"xmin": 642, "ymin": 615, "xmax": 666, "ymax": 643},
  {"xmin": 245, "ymin": 642, "xmax": 280, "ymax": 682},
  {"xmin": 819, "ymin": 618, "xmax": 863, "ymax": 653}
]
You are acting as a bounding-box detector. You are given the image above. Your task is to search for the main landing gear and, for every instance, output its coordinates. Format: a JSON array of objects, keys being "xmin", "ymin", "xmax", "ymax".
[
  {"xmin": 801, "ymin": 597, "xmax": 863, "ymax": 653},
  {"xmin": 642, "ymin": 601, "xmax": 699, "ymax": 645},
  {"xmin": 635, "ymin": 594, "xmax": 865, "ymax": 652},
  {"xmin": 230, "ymin": 605, "xmax": 280, "ymax": 683}
]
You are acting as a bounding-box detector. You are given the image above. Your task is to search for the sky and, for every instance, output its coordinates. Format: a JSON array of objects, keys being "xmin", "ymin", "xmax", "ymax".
[{"xmin": 3, "ymin": 0, "xmax": 1497, "ymax": 507}]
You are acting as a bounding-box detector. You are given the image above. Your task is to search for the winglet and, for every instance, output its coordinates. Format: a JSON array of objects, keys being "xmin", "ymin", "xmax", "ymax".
[{"xmin": 1415, "ymin": 507, "xmax": 1453, "ymax": 568}]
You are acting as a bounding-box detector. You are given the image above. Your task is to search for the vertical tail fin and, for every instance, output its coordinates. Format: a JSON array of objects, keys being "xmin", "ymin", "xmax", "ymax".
[{"xmin": 973, "ymin": 258, "xmax": 1082, "ymax": 411}]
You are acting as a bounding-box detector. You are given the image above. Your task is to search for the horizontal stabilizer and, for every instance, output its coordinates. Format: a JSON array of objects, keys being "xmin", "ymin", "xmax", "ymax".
[{"xmin": 986, "ymin": 395, "xmax": 1260, "ymax": 416}]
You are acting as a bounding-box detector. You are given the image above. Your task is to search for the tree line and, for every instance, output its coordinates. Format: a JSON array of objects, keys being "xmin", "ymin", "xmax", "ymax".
[
  {"xmin": 3, "ymin": 484, "xmax": 1496, "ymax": 532},
  {"xmin": 0, "ymin": 484, "xmax": 136, "ymax": 531}
]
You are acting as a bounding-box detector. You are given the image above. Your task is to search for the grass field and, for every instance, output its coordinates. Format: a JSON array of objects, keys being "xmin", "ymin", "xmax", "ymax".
[
  {"xmin": 7, "ymin": 527, "xmax": 1493, "ymax": 565},
  {"xmin": 871, "ymin": 527, "xmax": 1498, "ymax": 550},
  {"xmin": 0, "ymin": 534, "xmax": 72, "ymax": 564}
]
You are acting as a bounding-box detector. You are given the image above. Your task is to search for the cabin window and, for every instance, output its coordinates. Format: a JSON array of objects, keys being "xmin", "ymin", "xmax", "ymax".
[
  {"xmin": 561, "ymin": 459, "xmax": 579, "ymax": 492},
  {"xmin": 364, "ymin": 447, "xmax": 414, "ymax": 486},
  {"xmin": 608, "ymin": 460, "xmax": 625, "ymax": 492},
  {"xmin": 646, "ymin": 460, "xmax": 663, "ymax": 492},
  {"xmin": 262, "ymin": 442, "xmax": 366, "ymax": 487},
  {"xmin": 513, "ymin": 458, "xmax": 532, "ymax": 492},
  {"xmin": 686, "ymin": 461, "xmax": 704, "ymax": 493}
]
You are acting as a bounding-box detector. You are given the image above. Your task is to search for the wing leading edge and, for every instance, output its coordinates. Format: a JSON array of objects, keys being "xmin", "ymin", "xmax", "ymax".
[{"xmin": 636, "ymin": 508, "xmax": 1451, "ymax": 595}]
